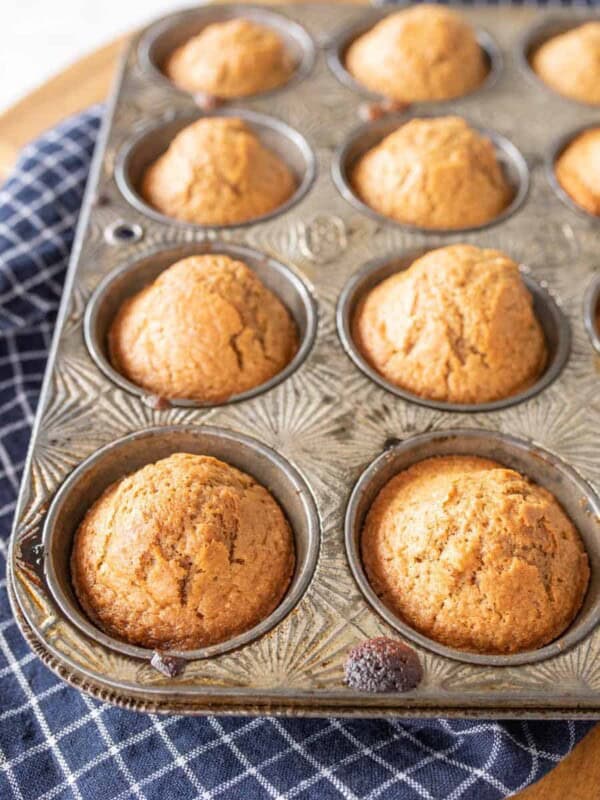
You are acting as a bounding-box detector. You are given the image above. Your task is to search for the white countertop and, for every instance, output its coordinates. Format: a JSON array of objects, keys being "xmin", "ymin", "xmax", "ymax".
[{"xmin": 1, "ymin": 0, "xmax": 178, "ymax": 111}]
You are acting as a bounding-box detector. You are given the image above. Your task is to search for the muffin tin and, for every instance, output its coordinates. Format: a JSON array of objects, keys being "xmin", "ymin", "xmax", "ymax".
[{"xmin": 8, "ymin": 3, "xmax": 600, "ymax": 717}]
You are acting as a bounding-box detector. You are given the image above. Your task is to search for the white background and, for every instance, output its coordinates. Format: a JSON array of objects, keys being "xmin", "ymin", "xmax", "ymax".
[{"xmin": 1, "ymin": 1, "xmax": 179, "ymax": 111}]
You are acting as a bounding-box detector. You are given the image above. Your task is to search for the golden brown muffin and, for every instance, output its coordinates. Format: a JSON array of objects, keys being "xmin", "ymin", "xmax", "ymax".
[
  {"xmin": 353, "ymin": 245, "xmax": 547, "ymax": 404},
  {"xmin": 71, "ymin": 453, "xmax": 295, "ymax": 650},
  {"xmin": 141, "ymin": 117, "xmax": 297, "ymax": 226},
  {"xmin": 350, "ymin": 117, "xmax": 513, "ymax": 229},
  {"xmin": 555, "ymin": 128, "xmax": 600, "ymax": 216},
  {"xmin": 531, "ymin": 22, "xmax": 600, "ymax": 105},
  {"xmin": 165, "ymin": 18, "xmax": 295, "ymax": 98},
  {"xmin": 362, "ymin": 455, "xmax": 589, "ymax": 655},
  {"xmin": 109, "ymin": 254, "xmax": 299, "ymax": 403},
  {"xmin": 345, "ymin": 5, "xmax": 487, "ymax": 102}
]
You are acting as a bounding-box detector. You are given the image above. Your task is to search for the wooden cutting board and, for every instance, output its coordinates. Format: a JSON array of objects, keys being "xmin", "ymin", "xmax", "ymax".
[{"xmin": 1, "ymin": 11, "xmax": 599, "ymax": 800}]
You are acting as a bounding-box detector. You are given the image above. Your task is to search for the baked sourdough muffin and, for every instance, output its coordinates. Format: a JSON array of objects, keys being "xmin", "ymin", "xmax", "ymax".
[
  {"xmin": 141, "ymin": 117, "xmax": 297, "ymax": 225},
  {"xmin": 531, "ymin": 22, "xmax": 600, "ymax": 105},
  {"xmin": 362, "ymin": 455, "xmax": 589, "ymax": 654},
  {"xmin": 353, "ymin": 245, "xmax": 547, "ymax": 405},
  {"xmin": 165, "ymin": 18, "xmax": 295, "ymax": 97},
  {"xmin": 71, "ymin": 453, "xmax": 295, "ymax": 650},
  {"xmin": 109, "ymin": 254, "xmax": 299, "ymax": 403},
  {"xmin": 555, "ymin": 127, "xmax": 600, "ymax": 216},
  {"xmin": 350, "ymin": 117, "xmax": 512, "ymax": 229},
  {"xmin": 345, "ymin": 4, "xmax": 487, "ymax": 102}
]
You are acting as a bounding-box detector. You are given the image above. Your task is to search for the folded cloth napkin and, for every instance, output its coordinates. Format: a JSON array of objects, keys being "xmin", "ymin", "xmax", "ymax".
[{"xmin": 0, "ymin": 108, "xmax": 594, "ymax": 800}]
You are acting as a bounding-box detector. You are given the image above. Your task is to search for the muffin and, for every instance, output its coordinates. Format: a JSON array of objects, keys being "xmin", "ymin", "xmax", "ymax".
[
  {"xmin": 555, "ymin": 128, "xmax": 600, "ymax": 216},
  {"xmin": 531, "ymin": 22, "xmax": 600, "ymax": 105},
  {"xmin": 345, "ymin": 5, "xmax": 487, "ymax": 102},
  {"xmin": 141, "ymin": 117, "xmax": 297, "ymax": 225},
  {"xmin": 109, "ymin": 254, "xmax": 299, "ymax": 403},
  {"xmin": 71, "ymin": 453, "xmax": 295, "ymax": 650},
  {"xmin": 353, "ymin": 245, "xmax": 547, "ymax": 405},
  {"xmin": 362, "ymin": 455, "xmax": 589, "ymax": 654},
  {"xmin": 350, "ymin": 117, "xmax": 513, "ymax": 229},
  {"xmin": 165, "ymin": 18, "xmax": 295, "ymax": 98}
]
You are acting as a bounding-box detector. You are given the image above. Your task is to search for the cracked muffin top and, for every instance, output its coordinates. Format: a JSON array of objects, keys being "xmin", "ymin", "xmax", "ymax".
[
  {"xmin": 141, "ymin": 116, "xmax": 297, "ymax": 226},
  {"xmin": 361, "ymin": 455, "xmax": 589, "ymax": 654},
  {"xmin": 345, "ymin": 4, "xmax": 487, "ymax": 102},
  {"xmin": 164, "ymin": 18, "xmax": 295, "ymax": 98},
  {"xmin": 555, "ymin": 127, "xmax": 600, "ymax": 216},
  {"xmin": 71, "ymin": 453, "xmax": 295, "ymax": 650},
  {"xmin": 108, "ymin": 254, "xmax": 299, "ymax": 403},
  {"xmin": 353, "ymin": 244, "xmax": 547, "ymax": 405},
  {"xmin": 350, "ymin": 117, "xmax": 513, "ymax": 230},
  {"xmin": 531, "ymin": 22, "xmax": 600, "ymax": 105}
]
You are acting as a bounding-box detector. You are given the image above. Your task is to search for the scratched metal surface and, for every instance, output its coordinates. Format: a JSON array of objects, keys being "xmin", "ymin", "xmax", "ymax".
[{"xmin": 8, "ymin": 3, "xmax": 600, "ymax": 716}]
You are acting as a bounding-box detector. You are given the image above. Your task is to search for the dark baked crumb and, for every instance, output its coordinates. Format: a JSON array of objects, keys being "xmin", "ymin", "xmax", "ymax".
[
  {"xmin": 344, "ymin": 636, "xmax": 422, "ymax": 693},
  {"xmin": 150, "ymin": 652, "xmax": 186, "ymax": 677}
]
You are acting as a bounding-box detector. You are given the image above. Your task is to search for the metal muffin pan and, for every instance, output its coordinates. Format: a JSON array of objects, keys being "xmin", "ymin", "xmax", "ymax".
[
  {"xmin": 9, "ymin": 4, "xmax": 600, "ymax": 717},
  {"xmin": 115, "ymin": 107, "xmax": 317, "ymax": 230},
  {"xmin": 326, "ymin": 10, "xmax": 503, "ymax": 103},
  {"xmin": 546, "ymin": 123, "xmax": 600, "ymax": 223},
  {"xmin": 43, "ymin": 425, "xmax": 320, "ymax": 662},
  {"xmin": 336, "ymin": 249, "xmax": 571, "ymax": 413},
  {"xmin": 84, "ymin": 241, "xmax": 318, "ymax": 407},
  {"xmin": 331, "ymin": 112, "xmax": 530, "ymax": 235},
  {"xmin": 345, "ymin": 428, "xmax": 600, "ymax": 668},
  {"xmin": 584, "ymin": 273, "xmax": 600, "ymax": 356},
  {"xmin": 518, "ymin": 14, "xmax": 600, "ymax": 107},
  {"xmin": 139, "ymin": 4, "xmax": 316, "ymax": 100}
]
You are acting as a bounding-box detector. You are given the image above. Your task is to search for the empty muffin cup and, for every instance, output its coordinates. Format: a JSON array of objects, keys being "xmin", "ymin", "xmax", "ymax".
[
  {"xmin": 337, "ymin": 250, "xmax": 570, "ymax": 412},
  {"xmin": 584, "ymin": 273, "xmax": 600, "ymax": 355},
  {"xmin": 345, "ymin": 427, "xmax": 600, "ymax": 667},
  {"xmin": 546, "ymin": 124, "xmax": 600, "ymax": 221},
  {"xmin": 84, "ymin": 242, "xmax": 317, "ymax": 407},
  {"xmin": 138, "ymin": 5, "xmax": 316, "ymax": 98},
  {"xmin": 43, "ymin": 425, "xmax": 320, "ymax": 660},
  {"xmin": 326, "ymin": 12, "xmax": 502, "ymax": 102},
  {"xmin": 331, "ymin": 113, "xmax": 529, "ymax": 234},
  {"xmin": 115, "ymin": 109, "xmax": 316, "ymax": 229}
]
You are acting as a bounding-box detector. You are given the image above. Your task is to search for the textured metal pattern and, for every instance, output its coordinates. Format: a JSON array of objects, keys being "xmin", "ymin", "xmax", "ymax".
[{"xmin": 8, "ymin": 3, "xmax": 600, "ymax": 716}]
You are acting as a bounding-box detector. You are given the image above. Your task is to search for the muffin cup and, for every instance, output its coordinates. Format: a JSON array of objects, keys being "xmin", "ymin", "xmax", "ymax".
[
  {"xmin": 546, "ymin": 124, "xmax": 600, "ymax": 223},
  {"xmin": 43, "ymin": 425, "xmax": 320, "ymax": 661},
  {"xmin": 518, "ymin": 15, "xmax": 600, "ymax": 108},
  {"xmin": 138, "ymin": 4, "xmax": 316, "ymax": 100},
  {"xmin": 84, "ymin": 241, "xmax": 317, "ymax": 407},
  {"xmin": 345, "ymin": 428, "xmax": 600, "ymax": 667},
  {"xmin": 584, "ymin": 273, "xmax": 600, "ymax": 356},
  {"xmin": 331, "ymin": 112, "xmax": 530, "ymax": 235},
  {"xmin": 337, "ymin": 250, "xmax": 570, "ymax": 412},
  {"xmin": 326, "ymin": 12, "xmax": 502, "ymax": 103},
  {"xmin": 115, "ymin": 108, "xmax": 316, "ymax": 230}
]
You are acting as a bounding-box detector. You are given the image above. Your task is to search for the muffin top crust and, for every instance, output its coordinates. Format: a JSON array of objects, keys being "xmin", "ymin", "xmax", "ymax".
[
  {"xmin": 71, "ymin": 453, "xmax": 295, "ymax": 651},
  {"xmin": 531, "ymin": 22, "xmax": 600, "ymax": 105},
  {"xmin": 555, "ymin": 127, "xmax": 600, "ymax": 216},
  {"xmin": 353, "ymin": 244, "xmax": 547, "ymax": 405},
  {"xmin": 361, "ymin": 455, "xmax": 589, "ymax": 655},
  {"xmin": 350, "ymin": 116, "xmax": 513, "ymax": 230},
  {"xmin": 109, "ymin": 254, "xmax": 299, "ymax": 404},
  {"xmin": 141, "ymin": 116, "xmax": 297, "ymax": 226},
  {"xmin": 165, "ymin": 18, "xmax": 295, "ymax": 98},
  {"xmin": 345, "ymin": 4, "xmax": 487, "ymax": 102}
]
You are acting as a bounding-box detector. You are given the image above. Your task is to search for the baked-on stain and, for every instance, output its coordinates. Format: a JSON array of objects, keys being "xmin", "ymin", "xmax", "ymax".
[
  {"xmin": 109, "ymin": 254, "xmax": 299, "ymax": 404},
  {"xmin": 353, "ymin": 244, "xmax": 547, "ymax": 404},
  {"xmin": 350, "ymin": 117, "xmax": 513, "ymax": 230},
  {"xmin": 361, "ymin": 455, "xmax": 589, "ymax": 655},
  {"xmin": 344, "ymin": 637, "xmax": 422, "ymax": 692},
  {"xmin": 141, "ymin": 116, "xmax": 297, "ymax": 226},
  {"xmin": 532, "ymin": 22, "xmax": 600, "ymax": 106},
  {"xmin": 71, "ymin": 453, "xmax": 295, "ymax": 651},
  {"xmin": 555, "ymin": 127, "xmax": 600, "ymax": 216},
  {"xmin": 346, "ymin": 4, "xmax": 487, "ymax": 103},
  {"xmin": 165, "ymin": 18, "xmax": 295, "ymax": 98}
]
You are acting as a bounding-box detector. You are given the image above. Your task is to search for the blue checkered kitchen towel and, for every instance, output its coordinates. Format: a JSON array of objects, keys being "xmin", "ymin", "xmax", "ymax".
[{"xmin": 0, "ymin": 106, "xmax": 596, "ymax": 800}]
